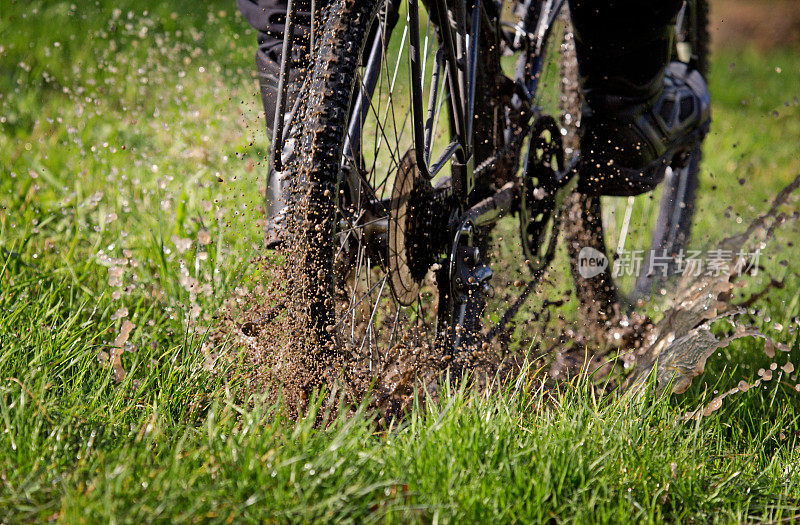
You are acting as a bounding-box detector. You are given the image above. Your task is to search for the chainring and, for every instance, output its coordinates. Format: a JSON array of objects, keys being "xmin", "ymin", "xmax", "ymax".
[{"xmin": 519, "ymin": 115, "xmax": 565, "ymax": 273}]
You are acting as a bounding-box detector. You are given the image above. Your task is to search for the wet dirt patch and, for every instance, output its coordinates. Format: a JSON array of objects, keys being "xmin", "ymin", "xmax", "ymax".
[{"xmin": 711, "ymin": 0, "xmax": 800, "ymax": 50}]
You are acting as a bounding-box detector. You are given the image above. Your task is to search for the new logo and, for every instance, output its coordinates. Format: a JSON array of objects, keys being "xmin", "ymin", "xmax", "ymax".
[{"xmin": 577, "ymin": 247, "xmax": 608, "ymax": 279}]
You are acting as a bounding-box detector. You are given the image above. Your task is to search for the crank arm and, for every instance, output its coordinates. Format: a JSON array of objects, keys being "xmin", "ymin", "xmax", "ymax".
[
  {"xmin": 461, "ymin": 181, "xmax": 518, "ymax": 228},
  {"xmin": 456, "ymin": 151, "xmax": 577, "ymax": 232}
]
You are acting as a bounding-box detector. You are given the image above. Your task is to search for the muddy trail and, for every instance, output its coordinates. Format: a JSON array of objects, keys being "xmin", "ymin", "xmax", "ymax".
[{"xmin": 211, "ymin": 171, "xmax": 800, "ymax": 423}]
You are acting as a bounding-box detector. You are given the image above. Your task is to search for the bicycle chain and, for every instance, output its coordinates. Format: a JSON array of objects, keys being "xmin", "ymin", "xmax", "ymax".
[{"xmin": 473, "ymin": 125, "xmax": 530, "ymax": 180}]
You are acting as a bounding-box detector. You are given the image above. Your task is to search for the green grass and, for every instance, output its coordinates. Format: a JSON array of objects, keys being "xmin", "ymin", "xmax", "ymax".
[{"xmin": 2, "ymin": 0, "xmax": 800, "ymax": 522}]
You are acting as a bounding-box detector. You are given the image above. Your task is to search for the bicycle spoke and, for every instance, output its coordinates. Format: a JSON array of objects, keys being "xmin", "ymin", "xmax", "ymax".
[
  {"xmin": 356, "ymin": 69, "xmax": 401, "ymax": 174},
  {"xmin": 359, "ymin": 272, "xmax": 388, "ymax": 367},
  {"xmin": 373, "ymin": 108, "xmax": 412, "ymax": 195}
]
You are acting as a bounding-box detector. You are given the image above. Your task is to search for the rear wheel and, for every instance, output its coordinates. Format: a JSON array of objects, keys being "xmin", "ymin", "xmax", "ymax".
[{"xmin": 283, "ymin": 0, "xmax": 501, "ymax": 373}]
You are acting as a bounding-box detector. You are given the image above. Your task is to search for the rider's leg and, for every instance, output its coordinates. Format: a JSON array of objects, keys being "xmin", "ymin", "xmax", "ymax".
[
  {"xmin": 237, "ymin": 0, "xmax": 311, "ymax": 128},
  {"xmin": 237, "ymin": 0, "xmax": 312, "ymax": 246},
  {"xmin": 567, "ymin": 0, "xmax": 711, "ymax": 196}
]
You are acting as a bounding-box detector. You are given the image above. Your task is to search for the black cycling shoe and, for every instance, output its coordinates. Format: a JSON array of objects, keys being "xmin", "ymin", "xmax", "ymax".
[{"xmin": 577, "ymin": 61, "xmax": 711, "ymax": 197}]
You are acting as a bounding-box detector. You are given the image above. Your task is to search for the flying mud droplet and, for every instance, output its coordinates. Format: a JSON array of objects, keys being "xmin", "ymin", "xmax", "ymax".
[
  {"xmin": 101, "ymin": 320, "xmax": 135, "ymax": 383},
  {"xmin": 197, "ymin": 229, "xmax": 212, "ymax": 245},
  {"xmin": 108, "ymin": 266, "xmax": 124, "ymax": 287},
  {"xmin": 171, "ymin": 236, "xmax": 192, "ymax": 254},
  {"xmin": 111, "ymin": 307, "xmax": 129, "ymax": 320},
  {"xmin": 702, "ymin": 396, "xmax": 723, "ymax": 416}
]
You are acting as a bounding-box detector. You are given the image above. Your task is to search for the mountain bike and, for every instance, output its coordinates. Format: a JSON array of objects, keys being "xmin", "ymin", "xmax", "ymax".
[{"xmin": 270, "ymin": 0, "xmax": 709, "ymax": 370}]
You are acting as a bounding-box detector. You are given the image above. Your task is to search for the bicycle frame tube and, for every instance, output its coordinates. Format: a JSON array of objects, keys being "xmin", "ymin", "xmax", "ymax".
[
  {"xmin": 343, "ymin": 22, "xmax": 385, "ymax": 164},
  {"xmin": 465, "ymin": 0, "xmax": 480, "ymax": 146},
  {"xmin": 430, "ymin": 0, "xmax": 471, "ymax": 198},
  {"xmin": 407, "ymin": 0, "xmax": 432, "ymax": 179}
]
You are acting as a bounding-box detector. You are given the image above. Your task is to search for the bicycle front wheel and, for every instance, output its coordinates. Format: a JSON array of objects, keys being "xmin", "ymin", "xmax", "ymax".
[{"xmin": 564, "ymin": 0, "xmax": 710, "ymax": 339}]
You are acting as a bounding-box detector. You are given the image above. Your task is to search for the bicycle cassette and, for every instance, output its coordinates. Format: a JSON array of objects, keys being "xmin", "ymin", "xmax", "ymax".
[{"xmin": 388, "ymin": 150, "xmax": 449, "ymax": 305}]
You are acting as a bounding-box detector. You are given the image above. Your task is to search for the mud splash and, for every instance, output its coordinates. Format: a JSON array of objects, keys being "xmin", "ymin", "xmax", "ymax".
[
  {"xmin": 210, "ymin": 251, "xmax": 443, "ymax": 422},
  {"xmin": 214, "ymin": 173, "xmax": 799, "ymax": 422},
  {"xmin": 625, "ymin": 174, "xmax": 800, "ymax": 400}
]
